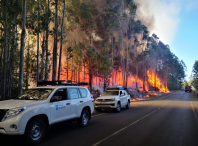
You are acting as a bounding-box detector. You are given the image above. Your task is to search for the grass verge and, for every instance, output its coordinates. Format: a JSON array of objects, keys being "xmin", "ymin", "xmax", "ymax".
[{"xmin": 191, "ymin": 90, "xmax": 198, "ymax": 99}]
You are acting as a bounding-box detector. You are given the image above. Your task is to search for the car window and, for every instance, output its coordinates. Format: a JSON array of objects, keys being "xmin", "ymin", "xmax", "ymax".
[
  {"xmin": 67, "ymin": 88, "xmax": 79, "ymax": 99},
  {"xmin": 120, "ymin": 91, "xmax": 125, "ymax": 96},
  {"xmin": 79, "ymin": 88, "xmax": 87, "ymax": 98},
  {"xmin": 52, "ymin": 89, "xmax": 67, "ymax": 101},
  {"xmin": 16, "ymin": 89, "xmax": 54, "ymax": 101},
  {"xmin": 102, "ymin": 91, "xmax": 119, "ymax": 96}
]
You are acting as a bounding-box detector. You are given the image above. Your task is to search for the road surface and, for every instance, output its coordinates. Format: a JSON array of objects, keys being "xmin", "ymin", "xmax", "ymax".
[{"xmin": 1, "ymin": 91, "xmax": 198, "ymax": 146}]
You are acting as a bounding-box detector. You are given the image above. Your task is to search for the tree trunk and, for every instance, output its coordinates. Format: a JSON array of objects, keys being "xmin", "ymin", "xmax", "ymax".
[
  {"xmin": 89, "ymin": 66, "xmax": 92, "ymax": 92},
  {"xmin": 2, "ymin": 0, "xmax": 8, "ymax": 100},
  {"xmin": 143, "ymin": 52, "xmax": 145, "ymax": 91},
  {"xmin": 112, "ymin": 36, "xmax": 114, "ymax": 86},
  {"xmin": 126, "ymin": 31, "xmax": 129, "ymax": 87},
  {"xmin": 58, "ymin": 0, "xmax": 66, "ymax": 80},
  {"xmin": 0, "ymin": 29, "xmax": 3, "ymax": 93},
  {"xmin": 84, "ymin": 61, "xmax": 85, "ymax": 82},
  {"xmin": 40, "ymin": 31, "xmax": 45, "ymax": 80},
  {"xmin": 45, "ymin": 0, "xmax": 50, "ymax": 80},
  {"xmin": 136, "ymin": 62, "xmax": 138, "ymax": 89},
  {"xmin": 66, "ymin": 36, "xmax": 69, "ymax": 81},
  {"xmin": 19, "ymin": 0, "xmax": 26, "ymax": 95},
  {"xmin": 52, "ymin": 0, "xmax": 59, "ymax": 81},
  {"xmin": 71, "ymin": 19, "xmax": 75, "ymax": 81},
  {"xmin": 37, "ymin": 0, "xmax": 40, "ymax": 85}
]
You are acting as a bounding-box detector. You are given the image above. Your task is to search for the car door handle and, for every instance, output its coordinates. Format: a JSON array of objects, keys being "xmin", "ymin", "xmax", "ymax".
[
  {"xmin": 80, "ymin": 101, "xmax": 83, "ymax": 103},
  {"xmin": 66, "ymin": 103, "xmax": 71, "ymax": 105}
]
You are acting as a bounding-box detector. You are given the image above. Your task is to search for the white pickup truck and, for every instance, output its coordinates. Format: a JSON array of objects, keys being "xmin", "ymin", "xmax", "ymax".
[
  {"xmin": 94, "ymin": 86, "xmax": 131, "ymax": 112},
  {"xmin": 0, "ymin": 86, "xmax": 94, "ymax": 144}
]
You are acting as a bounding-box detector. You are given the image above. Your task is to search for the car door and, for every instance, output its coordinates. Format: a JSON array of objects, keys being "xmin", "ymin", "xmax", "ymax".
[
  {"xmin": 67, "ymin": 88, "xmax": 86, "ymax": 119},
  {"xmin": 122, "ymin": 90, "xmax": 128, "ymax": 105},
  {"xmin": 119, "ymin": 90, "xmax": 125, "ymax": 106},
  {"xmin": 50, "ymin": 89, "xmax": 71, "ymax": 124}
]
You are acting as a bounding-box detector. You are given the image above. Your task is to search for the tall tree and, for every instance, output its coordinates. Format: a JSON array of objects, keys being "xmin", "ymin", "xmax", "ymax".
[
  {"xmin": 52, "ymin": 0, "xmax": 59, "ymax": 81},
  {"xmin": 2, "ymin": 0, "xmax": 8, "ymax": 99},
  {"xmin": 58, "ymin": 0, "xmax": 66, "ymax": 80},
  {"xmin": 37, "ymin": 0, "xmax": 40, "ymax": 85},
  {"xmin": 19, "ymin": 0, "xmax": 26, "ymax": 95}
]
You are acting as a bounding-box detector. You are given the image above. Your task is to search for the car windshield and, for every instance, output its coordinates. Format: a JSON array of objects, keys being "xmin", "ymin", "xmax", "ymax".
[
  {"xmin": 102, "ymin": 91, "xmax": 119, "ymax": 96},
  {"xmin": 16, "ymin": 89, "xmax": 54, "ymax": 100}
]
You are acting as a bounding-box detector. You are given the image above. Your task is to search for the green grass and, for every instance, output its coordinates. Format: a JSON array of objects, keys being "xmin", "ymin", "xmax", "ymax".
[{"xmin": 191, "ymin": 90, "xmax": 198, "ymax": 99}]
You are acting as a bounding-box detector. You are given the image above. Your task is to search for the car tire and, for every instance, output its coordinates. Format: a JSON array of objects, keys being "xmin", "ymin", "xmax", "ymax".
[
  {"xmin": 25, "ymin": 119, "xmax": 46, "ymax": 144},
  {"xmin": 126, "ymin": 100, "xmax": 130, "ymax": 109},
  {"xmin": 78, "ymin": 109, "xmax": 90, "ymax": 127},
  {"xmin": 115, "ymin": 102, "xmax": 121, "ymax": 112}
]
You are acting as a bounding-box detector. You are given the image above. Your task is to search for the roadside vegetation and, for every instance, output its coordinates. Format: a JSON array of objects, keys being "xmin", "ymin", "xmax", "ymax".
[{"xmin": 0, "ymin": 0, "xmax": 186, "ymax": 100}]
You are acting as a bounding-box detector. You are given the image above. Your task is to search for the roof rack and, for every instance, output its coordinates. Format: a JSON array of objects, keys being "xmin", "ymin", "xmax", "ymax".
[
  {"xmin": 106, "ymin": 86, "xmax": 128, "ymax": 90},
  {"xmin": 38, "ymin": 80, "xmax": 88, "ymax": 86}
]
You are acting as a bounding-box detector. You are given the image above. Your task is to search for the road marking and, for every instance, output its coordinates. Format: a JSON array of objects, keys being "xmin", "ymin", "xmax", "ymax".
[
  {"xmin": 191, "ymin": 102, "xmax": 198, "ymax": 124},
  {"xmin": 92, "ymin": 101, "xmax": 172, "ymax": 146},
  {"xmin": 92, "ymin": 113, "xmax": 106, "ymax": 118},
  {"xmin": 92, "ymin": 110, "xmax": 157, "ymax": 146}
]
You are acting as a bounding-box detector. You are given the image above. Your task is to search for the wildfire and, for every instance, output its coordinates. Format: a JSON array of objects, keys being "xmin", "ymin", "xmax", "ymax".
[
  {"xmin": 50, "ymin": 62, "xmax": 169, "ymax": 93},
  {"xmin": 147, "ymin": 70, "xmax": 169, "ymax": 93}
]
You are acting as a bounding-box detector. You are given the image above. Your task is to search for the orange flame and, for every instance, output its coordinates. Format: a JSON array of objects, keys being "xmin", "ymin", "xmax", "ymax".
[{"xmin": 147, "ymin": 70, "xmax": 169, "ymax": 93}]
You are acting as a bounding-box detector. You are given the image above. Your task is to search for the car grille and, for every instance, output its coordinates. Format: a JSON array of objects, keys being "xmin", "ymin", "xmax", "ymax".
[
  {"xmin": 97, "ymin": 99, "xmax": 112, "ymax": 102},
  {"xmin": 95, "ymin": 103, "xmax": 115, "ymax": 106},
  {"xmin": 0, "ymin": 109, "xmax": 8, "ymax": 122}
]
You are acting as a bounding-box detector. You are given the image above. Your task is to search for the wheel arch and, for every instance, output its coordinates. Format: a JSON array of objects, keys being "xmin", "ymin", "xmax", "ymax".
[
  {"xmin": 25, "ymin": 114, "xmax": 49, "ymax": 133},
  {"xmin": 82, "ymin": 106, "xmax": 91, "ymax": 120}
]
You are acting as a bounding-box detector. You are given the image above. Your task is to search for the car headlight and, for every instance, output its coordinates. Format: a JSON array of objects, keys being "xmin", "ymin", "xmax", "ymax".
[
  {"xmin": 2, "ymin": 106, "xmax": 26, "ymax": 122},
  {"xmin": 111, "ymin": 98, "xmax": 115, "ymax": 101}
]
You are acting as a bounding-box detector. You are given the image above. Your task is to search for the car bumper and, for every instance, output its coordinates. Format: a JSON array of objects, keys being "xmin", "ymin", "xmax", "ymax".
[
  {"xmin": 94, "ymin": 102, "xmax": 117, "ymax": 109},
  {"xmin": 0, "ymin": 117, "xmax": 24, "ymax": 135}
]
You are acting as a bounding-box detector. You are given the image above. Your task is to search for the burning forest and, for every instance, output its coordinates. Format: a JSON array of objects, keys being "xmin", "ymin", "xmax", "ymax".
[{"xmin": 0, "ymin": 0, "xmax": 186, "ymax": 100}]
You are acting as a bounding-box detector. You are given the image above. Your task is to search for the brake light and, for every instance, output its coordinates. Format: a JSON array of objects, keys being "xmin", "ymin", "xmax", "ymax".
[{"xmin": 91, "ymin": 94, "xmax": 94, "ymax": 102}]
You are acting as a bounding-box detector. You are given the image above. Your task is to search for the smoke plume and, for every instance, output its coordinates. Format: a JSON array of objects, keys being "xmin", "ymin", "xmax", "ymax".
[{"xmin": 134, "ymin": 0, "xmax": 182, "ymax": 44}]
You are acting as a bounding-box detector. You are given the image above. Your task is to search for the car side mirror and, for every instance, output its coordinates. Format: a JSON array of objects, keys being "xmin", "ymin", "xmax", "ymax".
[{"xmin": 51, "ymin": 96, "xmax": 62, "ymax": 102}]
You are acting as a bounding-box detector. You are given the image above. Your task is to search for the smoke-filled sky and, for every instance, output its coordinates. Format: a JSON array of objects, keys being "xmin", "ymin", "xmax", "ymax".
[{"xmin": 135, "ymin": 0, "xmax": 198, "ymax": 80}]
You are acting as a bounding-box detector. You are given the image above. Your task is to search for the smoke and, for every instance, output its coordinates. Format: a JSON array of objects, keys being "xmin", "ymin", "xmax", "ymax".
[{"xmin": 134, "ymin": 0, "xmax": 182, "ymax": 44}]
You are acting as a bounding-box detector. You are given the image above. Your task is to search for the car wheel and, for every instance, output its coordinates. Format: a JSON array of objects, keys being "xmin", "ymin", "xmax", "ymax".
[
  {"xmin": 115, "ymin": 102, "xmax": 121, "ymax": 112},
  {"xmin": 78, "ymin": 109, "xmax": 90, "ymax": 127},
  {"xmin": 25, "ymin": 119, "xmax": 46, "ymax": 144},
  {"xmin": 126, "ymin": 101, "xmax": 130, "ymax": 109}
]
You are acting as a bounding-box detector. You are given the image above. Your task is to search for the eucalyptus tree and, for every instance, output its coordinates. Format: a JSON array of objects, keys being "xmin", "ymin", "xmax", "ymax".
[
  {"xmin": 2, "ymin": 0, "xmax": 8, "ymax": 100},
  {"xmin": 52, "ymin": 0, "xmax": 59, "ymax": 81},
  {"xmin": 66, "ymin": 0, "xmax": 81, "ymax": 81},
  {"xmin": 84, "ymin": 46, "xmax": 97, "ymax": 92},
  {"xmin": 58, "ymin": 0, "xmax": 66, "ymax": 81},
  {"xmin": 100, "ymin": 0, "xmax": 122, "ymax": 86},
  {"xmin": 26, "ymin": 0, "xmax": 53, "ymax": 82},
  {"xmin": 18, "ymin": 0, "xmax": 27, "ymax": 95},
  {"xmin": 123, "ymin": 0, "xmax": 137, "ymax": 87},
  {"xmin": 97, "ymin": 43, "xmax": 111, "ymax": 91},
  {"xmin": 191, "ymin": 60, "xmax": 198, "ymax": 90}
]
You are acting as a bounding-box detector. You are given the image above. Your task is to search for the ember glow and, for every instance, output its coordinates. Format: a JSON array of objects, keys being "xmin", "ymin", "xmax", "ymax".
[
  {"xmin": 52, "ymin": 61, "xmax": 169, "ymax": 94},
  {"xmin": 147, "ymin": 70, "xmax": 169, "ymax": 93}
]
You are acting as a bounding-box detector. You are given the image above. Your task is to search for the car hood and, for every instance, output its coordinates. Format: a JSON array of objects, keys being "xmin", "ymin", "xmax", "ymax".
[
  {"xmin": 97, "ymin": 95, "xmax": 119, "ymax": 99},
  {"xmin": 0, "ymin": 100, "xmax": 38, "ymax": 109}
]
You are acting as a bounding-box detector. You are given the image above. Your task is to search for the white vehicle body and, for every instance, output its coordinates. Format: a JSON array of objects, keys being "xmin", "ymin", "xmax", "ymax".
[
  {"xmin": 94, "ymin": 87, "xmax": 131, "ymax": 111},
  {"xmin": 0, "ymin": 86, "xmax": 94, "ymax": 136}
]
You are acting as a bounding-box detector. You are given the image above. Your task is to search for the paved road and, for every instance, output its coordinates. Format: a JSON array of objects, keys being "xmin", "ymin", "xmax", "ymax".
[{"xmin": 1, "ymin": 91, "xmax": 198, "ymax": 146}]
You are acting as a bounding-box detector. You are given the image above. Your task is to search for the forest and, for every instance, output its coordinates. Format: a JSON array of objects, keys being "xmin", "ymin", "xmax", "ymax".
[{"xmin": 0, "ymin": 0, "xmax": 186, "ymax": 100}]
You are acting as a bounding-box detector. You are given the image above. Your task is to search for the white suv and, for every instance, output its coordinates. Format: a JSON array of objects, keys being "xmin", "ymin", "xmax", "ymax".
[
  {"xmin": 0, "ymin": 86, "xmax": 94, "ymax": 144},
  {"xmin": 94, "ymin": 86, "xmax": 131, "ymax": 112}
]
